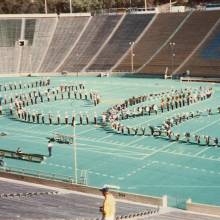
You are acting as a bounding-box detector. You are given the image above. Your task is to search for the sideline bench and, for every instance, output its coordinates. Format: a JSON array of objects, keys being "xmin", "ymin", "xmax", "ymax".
[{"xmin": 0, "ymin": 149, "xmax": 44, "ymax": 163}]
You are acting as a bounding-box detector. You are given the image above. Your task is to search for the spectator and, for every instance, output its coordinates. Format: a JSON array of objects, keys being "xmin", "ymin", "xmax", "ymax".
[{"xmin": 99, "ymin": 187, "xmax": 116, "ymax": 220}]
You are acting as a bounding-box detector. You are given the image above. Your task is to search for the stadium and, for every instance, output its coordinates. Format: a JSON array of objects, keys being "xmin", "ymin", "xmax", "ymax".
[{"xmin": 1, "ymin": 0, "xmax": 220, "ymax": 219}]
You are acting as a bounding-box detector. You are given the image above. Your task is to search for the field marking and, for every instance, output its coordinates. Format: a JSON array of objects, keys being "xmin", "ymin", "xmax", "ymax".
[
  {"xmin": 151, "ymin": 160, "xmax": 220, "ymax": 176},
  {"xmin": 77, "ymin": 144, "xmax": 148, "ymax": 160},
  {"xmin": 126, "ymin": 136, "xmax": 146, "ymax": 146},
  {"xmin": 78, "ymin": 127, "xmax": 97, "ymax": 135},
  {"xmin": 161, "ymin": 150, "xmax": 220, "ymax": 162},
  {"xmin": 193, "ymin": 147, "xmax": 211, "ymax": 157},
  {"xmin": 3, "ymin": 127, "xmax": 49, "ymax": 137},
  {"xmin": 98, "ymin": 134, "xmax": 113, "ymax": 141},
  {"xmin": 43, "ymin": 161, "xmax": 116, "ymax": 179},
  {"xmin": 77, "ymin": 136, "xmax": 155, "ymax": 154}
]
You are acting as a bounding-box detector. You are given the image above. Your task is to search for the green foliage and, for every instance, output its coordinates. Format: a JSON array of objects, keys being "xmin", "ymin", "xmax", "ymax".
[{"xmin": 0, "ymin": 0, "xmax": 215, "ymax": 14}]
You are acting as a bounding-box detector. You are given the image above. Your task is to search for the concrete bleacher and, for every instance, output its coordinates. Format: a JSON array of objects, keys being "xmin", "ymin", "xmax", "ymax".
[
  {"xmin": 58, "ymin": 15, "xmax": 122, "ymax": 73},
  {"xmin": 30, "ymin": 18, "xmax": 57, "ymax": 73},
  {"xmin": 114, "ymin": 13, "xmax": 188, "ymax": 73},
  {"xmin": 148, "ymin": 211, "xmax": 220, "ymax": 220},
  {"xmin": 1, "ymin": 12, "xmax": 220, "ymax": 76},
  {"xmin": 0, "ymin": 19, "xmax": 21, "ymax": 47},
  {"xmin": 141, "ymin": 10, "xmax": 220, "ymax": 76},
  {"xmin": 0, "ymin": 19, "xmax": 21, "ymax": 74},
  {"xmin": 40, "ymin": 16, "xmax": 90, "ymax": 73},
  {"xmin": 19, "ymin": 19, "xmax": 36, "ymax": 73},
  {"xmin": 178, "ymin": 17, "xmax": 220, "ymax": 77},
  {"xmin": 87, "ymin": 14, "xmax": 153, "ymax": 71},
  {"xmin": 24, "ymin": 19, "xmax": 36, "ymax": 46},
  {"xmin": 1, "ymin": 178, "xmax": 220, "ymax": 220},
  {"xmin": 0, "ymin": 178, "xmax": 157, "ymax": 219}
]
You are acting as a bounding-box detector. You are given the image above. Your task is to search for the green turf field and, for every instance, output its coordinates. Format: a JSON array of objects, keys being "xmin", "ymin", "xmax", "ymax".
[{"xmin": 1, "ymin": 76, "xmax": 220, "ymax": 208}]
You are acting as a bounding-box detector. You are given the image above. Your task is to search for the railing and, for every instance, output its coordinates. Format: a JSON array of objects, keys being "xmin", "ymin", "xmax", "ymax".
[
  {"xmin": 0, "ymin": 165, "xmax": 77, "ymax": 183},
  {"xmin": 93, "ymin": 7, "xmax": 158, "ymax": 15}
]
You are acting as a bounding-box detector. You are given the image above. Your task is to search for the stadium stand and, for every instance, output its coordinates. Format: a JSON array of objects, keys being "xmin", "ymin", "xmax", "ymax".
[
  {"xmin": 0, "ymin": 178, "xmax": 157, "ymax": 219},
  {"xmin": 58, "ymin": 15, "xmax": 122, "ymax": 73},
  {"xmin": 24, "ymin": 19, "xmax": 36, "ymax": 46},
  {"xmin": 87, "ymin": 14, "xmax": 154, "ymax": 71},
  {"xmin": 40, "ymin": 16, "xmax": 90, "ymax": 73},
  {"xmin": 148, "ymin": 211, "xmax": 220, "ymax": 220},
  {"xmin": 0, "ymin": 11, "xmax": 220, "ymax": 76},
  {"xmin": 0, "ymin": 19, "xmax": 21, "ymax": 74},
  {"xmin": 140, "ymin": 11, "xmax": 220, "ymax": 76},
  {"xmin": 19, "ymin": 19, "xmax": 36, "ymax": 73},
  {"xmin": 0, "ymin": 19, "xmax": 21, "ymax": 47},
  {"xmin": 0, "ymin": 178, "xmax": 219, "ymax": 219},
  {"xmin": 178, "ymin": 17, "xmax": 220, "ymax": 77},
  {"xmin": 30, "ymin": 17, "xmax": 57, "ymax": 73},
  {"xmin": 114, "ymin": 12, "xmax": 188, "ymax": 73}
]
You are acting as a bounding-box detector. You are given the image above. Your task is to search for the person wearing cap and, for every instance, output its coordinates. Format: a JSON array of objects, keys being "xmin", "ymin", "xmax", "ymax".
[{"xmin": 99, "ymin": 187, "xmax": 116, "ymax": 220}]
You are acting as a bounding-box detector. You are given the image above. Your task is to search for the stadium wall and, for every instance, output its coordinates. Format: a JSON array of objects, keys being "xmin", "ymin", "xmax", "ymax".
[
  {"xmin": 0, "ymin": 13, "xmax": 91, "ymax": 18},
  {"xmin": 187, "ymin": 200, "xmax": 220, "ymax": 217}
]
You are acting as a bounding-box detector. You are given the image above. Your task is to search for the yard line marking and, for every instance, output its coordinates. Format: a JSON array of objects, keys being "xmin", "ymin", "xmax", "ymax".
[
  {"xmin": 77, "ymin": 136, "xmax": 125, "ymax": 146},
  {"xmin": 160, "ymin": 150, "xmax": 220, "ymax": 162},
  {"xmin": 142, "ymin": 141, "xmax": 177, "ymax": 159},
  {"xmin": 194, "ymin": 147, "xmax": 211, "ymax": 157},
  {"xmin": 49, "ymin": 126, "xmax": 70, "ymax": 133},
  {"xmin": 78, "ymin": 147, "xmax": 145, "ymax": 160},
  {"xmin": 150, "ymin": 160, "xmax": 220, "ymax": 176},
  {"xmin": 126, "ymin": 136, "xmax": 146, "ymax": 146},
  {"xmin": 78, "ymin": 127, "xmax": 97, "ymax": 135},
  {"xmin": 3, "ymin": 127, "xmax": 48, "ymax": 136},
  {"xmin": 98, "ymin": 134, "xmax": 113, "ymax": 141}
]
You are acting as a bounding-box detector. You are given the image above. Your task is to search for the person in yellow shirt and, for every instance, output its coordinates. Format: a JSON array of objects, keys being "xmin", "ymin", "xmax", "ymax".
[{"xmin": 100, "ymin": 187, "xmax": 116, "ymax": 220}]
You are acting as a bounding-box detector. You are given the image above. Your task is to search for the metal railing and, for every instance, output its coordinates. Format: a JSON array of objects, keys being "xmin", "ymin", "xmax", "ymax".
[{"xmin": 0, "ymin": 165, "xmax": 80, "ymax": 184}]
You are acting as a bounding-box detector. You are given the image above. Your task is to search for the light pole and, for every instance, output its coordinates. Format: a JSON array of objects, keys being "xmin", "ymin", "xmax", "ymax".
[
  {"xmin": 30, "ymin": 49, "xmax": 32, "ymax": 75},
  {"xmin": 170, "ymin": 0, "xmax": 172, "ymax": 12},
  {"xmin": 169, "ymin": 42, "xmax": 175, "ymax": 76},
  {"xmin": 73, "ymin": 122, "xmax": 77, "ymax": 183},
  {"xmin": 44, "ymin": 0, "xmax": 48, "ymax": 14},
  {"xmin": 70, "ymin": 0, "xmax": 72, "ymax": 13},
  {"xmin": 129, "ymin": 42, "xmax": 135, "ymax": 73}
]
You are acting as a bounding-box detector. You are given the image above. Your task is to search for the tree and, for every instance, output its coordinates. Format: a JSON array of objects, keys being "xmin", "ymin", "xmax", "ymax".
[{"xmin": 0, "ymin": 0, "xmax": 215, "ymax": 14}]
